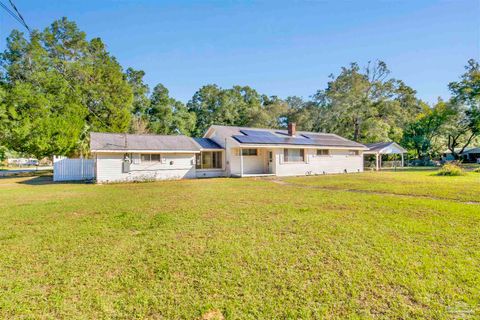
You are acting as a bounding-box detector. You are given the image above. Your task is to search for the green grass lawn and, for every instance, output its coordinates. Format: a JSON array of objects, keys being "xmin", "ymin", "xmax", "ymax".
[
  {"xmin": 1, "ymin": 172, "xmax": 479, "ymax": 319},
  {"xmin": 286, "ymin": 171, "xmax": 480, "ymax": 203}
]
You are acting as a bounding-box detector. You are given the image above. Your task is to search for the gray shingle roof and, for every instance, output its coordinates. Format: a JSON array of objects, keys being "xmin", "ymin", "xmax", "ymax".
[
  {"xmin": 90, "ymin": 132, "xmax": 201, "ymax": 152},
  {"xmin": 209, "ymin": 125, "xmax": 367, "ymax": 149},
  {"xmin": 91, "ymin": 125, "xmax": 369, "ymax": 152}
]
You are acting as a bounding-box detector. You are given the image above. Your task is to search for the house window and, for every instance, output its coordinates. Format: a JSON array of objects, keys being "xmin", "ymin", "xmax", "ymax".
[
  {"xmin": 317, "ymin": 149, "xmax": 329, "ymax": 156},
  {"xmin": 349, "ymin": 150, "xmax": 359, "ymax": 156},
  {"xmin": 241, "ymin": 148, "xmax": 258, "ymax": 156},
  {"xmin": 141, "ymin": 154, "xmax": 161, "ymax": 162},
  {"xmin": 196, "ymin": 151, "xmax": 222, "ymax": 169},
  {"xmin": 195, "ymin": 154, "xmax": 201, "ymax": 169},
  {"xmin": 284, "ymin": 149, "xmax": 305, "ymax": 162}
]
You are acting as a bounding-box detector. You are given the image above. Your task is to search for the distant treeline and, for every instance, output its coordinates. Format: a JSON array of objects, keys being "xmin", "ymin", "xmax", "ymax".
[{"xmin": 0, "ymin": 18, "xmax": 478, "ymax": 162}]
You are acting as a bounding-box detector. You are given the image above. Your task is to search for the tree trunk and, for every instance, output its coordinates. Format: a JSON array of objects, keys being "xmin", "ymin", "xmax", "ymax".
[
  {"xmin": 353, "ymin": 117, "xmax": 361, "ymax": 141},
  {"xmin": 448, "ymin": 135, "xmax": 461, "ymax": 160},
  {"xmin": 457, "ymin": 132, "xmax": 477, "ymax": 157}
]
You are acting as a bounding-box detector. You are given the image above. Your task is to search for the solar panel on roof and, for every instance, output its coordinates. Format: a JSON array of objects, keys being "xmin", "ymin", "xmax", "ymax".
[
  {"xmin": 240, "ymin": 129, "xmax": 276, "ymax": 137},
  {"xmin": 233, "ymin": 134, "xmax": 364, "ymax": 147},
  {"xmin": 233, "ymin": 135, "xmax": 318, "ymax": 145},
  {"xmin": 301, "ymin": 133, "xmax": 333, "ymax": 139},
  {"xmin": 193, "ymin": 138, "xmax": 222, "ymax": 149}
]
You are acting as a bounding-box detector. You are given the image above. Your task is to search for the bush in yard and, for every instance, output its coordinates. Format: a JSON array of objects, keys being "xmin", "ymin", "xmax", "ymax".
[
  {"xmin": 436, "ymin": 162, "xmax": 465, "ymax": 176},
  {"xmin": 474, "ymin": 167, "xmax": 480, "ymax": 173}
]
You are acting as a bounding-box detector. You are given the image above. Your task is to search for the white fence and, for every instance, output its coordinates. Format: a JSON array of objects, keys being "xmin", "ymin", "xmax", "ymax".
[{"xmin": 53, "ymin": 156, "xmax": 95, "ymax": 181}]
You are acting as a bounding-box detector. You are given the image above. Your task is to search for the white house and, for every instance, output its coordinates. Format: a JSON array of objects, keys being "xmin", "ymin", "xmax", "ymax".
[
  {"xmin": 442, "ymin": 147, "xmax": 480, "ymax": 163},
  {"xmin": 90, "ymin": 123, "xmax": 368, "ymax": 183}
]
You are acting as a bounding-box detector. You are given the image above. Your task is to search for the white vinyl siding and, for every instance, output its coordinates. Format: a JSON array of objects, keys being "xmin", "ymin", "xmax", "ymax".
[
  {"xmin": 95, "ymin": 152, "xmax": 197, "ymax": 183},
  {"xmin": 274, "ymin": 149, "xmax": 364, "ymax": 176}
]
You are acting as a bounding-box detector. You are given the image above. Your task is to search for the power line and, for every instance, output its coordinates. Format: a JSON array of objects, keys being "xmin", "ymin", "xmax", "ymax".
[
  {"xmin": 8, "ymin": 0, "xmax": 29, "ymax": 32},
  {"xmin": 0, "ymin": 1, "xmax": 23, "ymax": 26},
  {"xmin": 0, "ymin": 0, "xmax": 29, "ymax": 33}
]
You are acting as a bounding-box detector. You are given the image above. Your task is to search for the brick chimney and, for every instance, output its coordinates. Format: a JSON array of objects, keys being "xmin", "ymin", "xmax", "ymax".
[{"xmin": 288, "ymin": 122, "xmax": 296, "ymax": 136}]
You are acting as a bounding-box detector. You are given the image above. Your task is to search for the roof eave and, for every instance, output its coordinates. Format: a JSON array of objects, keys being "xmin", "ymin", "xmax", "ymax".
[
  {"xmin": 232, "ymin": 143, "xmax": 368, "ymax": 150},
  {"xmin": 91, "ymin": 149, "xmax": 201, "ymax": 153},
  {"xmin": 199, "ymin": 147, "xmax": 224, "ymax": 151}
]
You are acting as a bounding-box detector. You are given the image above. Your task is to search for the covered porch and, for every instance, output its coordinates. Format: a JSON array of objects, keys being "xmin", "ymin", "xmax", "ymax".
[
  {"xmin": 364, "ymin": 142, "xmax": 407, "ymax": 171},
  {"xmin": 232, "ymin": 146, "xmax": 276, "ymax": 177}
]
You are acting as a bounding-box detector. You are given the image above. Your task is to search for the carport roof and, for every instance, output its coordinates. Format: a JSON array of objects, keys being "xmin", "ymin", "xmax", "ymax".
[{"xmin": 364, "ymin": 142, "xmax": 407, "ymax": 154}]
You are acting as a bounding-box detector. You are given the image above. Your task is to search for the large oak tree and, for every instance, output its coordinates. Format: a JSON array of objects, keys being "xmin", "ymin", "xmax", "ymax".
[
  {"xmin": 0, "ymin": 18, "xmax": 133, "ymax": 158},
  {"xmin": 445, "ymin": 59, "xmax": 480, "ymax": 159},
  {"xmin": 312, "ymin": 61, "xmax": 422, "ymax": 143}
]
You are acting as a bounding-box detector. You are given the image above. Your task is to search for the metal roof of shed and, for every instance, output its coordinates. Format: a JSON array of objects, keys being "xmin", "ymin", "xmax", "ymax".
[{"xmin": 364, "ymin": 142, "xmax": 407, "ymax": 154}]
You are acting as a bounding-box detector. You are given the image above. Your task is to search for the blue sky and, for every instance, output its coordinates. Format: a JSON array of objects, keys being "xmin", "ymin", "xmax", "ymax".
[{"xmin": 0, "ymin": 0, "xmax": 478, "ymax": 104}]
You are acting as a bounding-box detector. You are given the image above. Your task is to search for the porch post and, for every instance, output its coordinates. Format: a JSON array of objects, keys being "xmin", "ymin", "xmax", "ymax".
[
  {"xmin": 401, "ymin": 153, "xmax": 404, "ymax": 167},
  {"xmin": 375, "ymin": 153, "xmax": 379, "ymax": 171},
  {"xmin": 240, "ymin": 148, "xmax": 243, "ymax": 177}
]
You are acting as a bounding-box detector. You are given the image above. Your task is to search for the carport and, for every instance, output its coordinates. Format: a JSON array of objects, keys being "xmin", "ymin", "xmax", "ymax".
[{"xmin": 364, "ymin": 142, "xmax": 407, "ymax": 171}]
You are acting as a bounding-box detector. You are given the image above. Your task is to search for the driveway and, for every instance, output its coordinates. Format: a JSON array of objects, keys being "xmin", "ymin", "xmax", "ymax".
[{"xmin": 0, "ymin": 167, "xmax": 53, "ymax": 176}]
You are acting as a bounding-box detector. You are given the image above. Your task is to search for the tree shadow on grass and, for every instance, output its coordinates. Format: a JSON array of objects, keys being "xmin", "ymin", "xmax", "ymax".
[
  {"xmin": 1, "ymin": 173, "xmax": 91, "ymax": 186},
  {"xmin": 18, "ymin": 175, "xmax": 94, "ymax": 185},
  {"xmin": 16, "ymin": 175, "xmax": 57, "ymax": 185}
]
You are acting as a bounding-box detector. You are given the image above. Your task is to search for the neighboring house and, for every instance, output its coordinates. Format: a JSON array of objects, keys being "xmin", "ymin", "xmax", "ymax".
[
  {"xmin": 90, "ymin": 123, "xmax": 368, "ymax": 183},
  {"xmin": 442, "ymin": 147, "xmax": 480, "ymax": 163}
]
